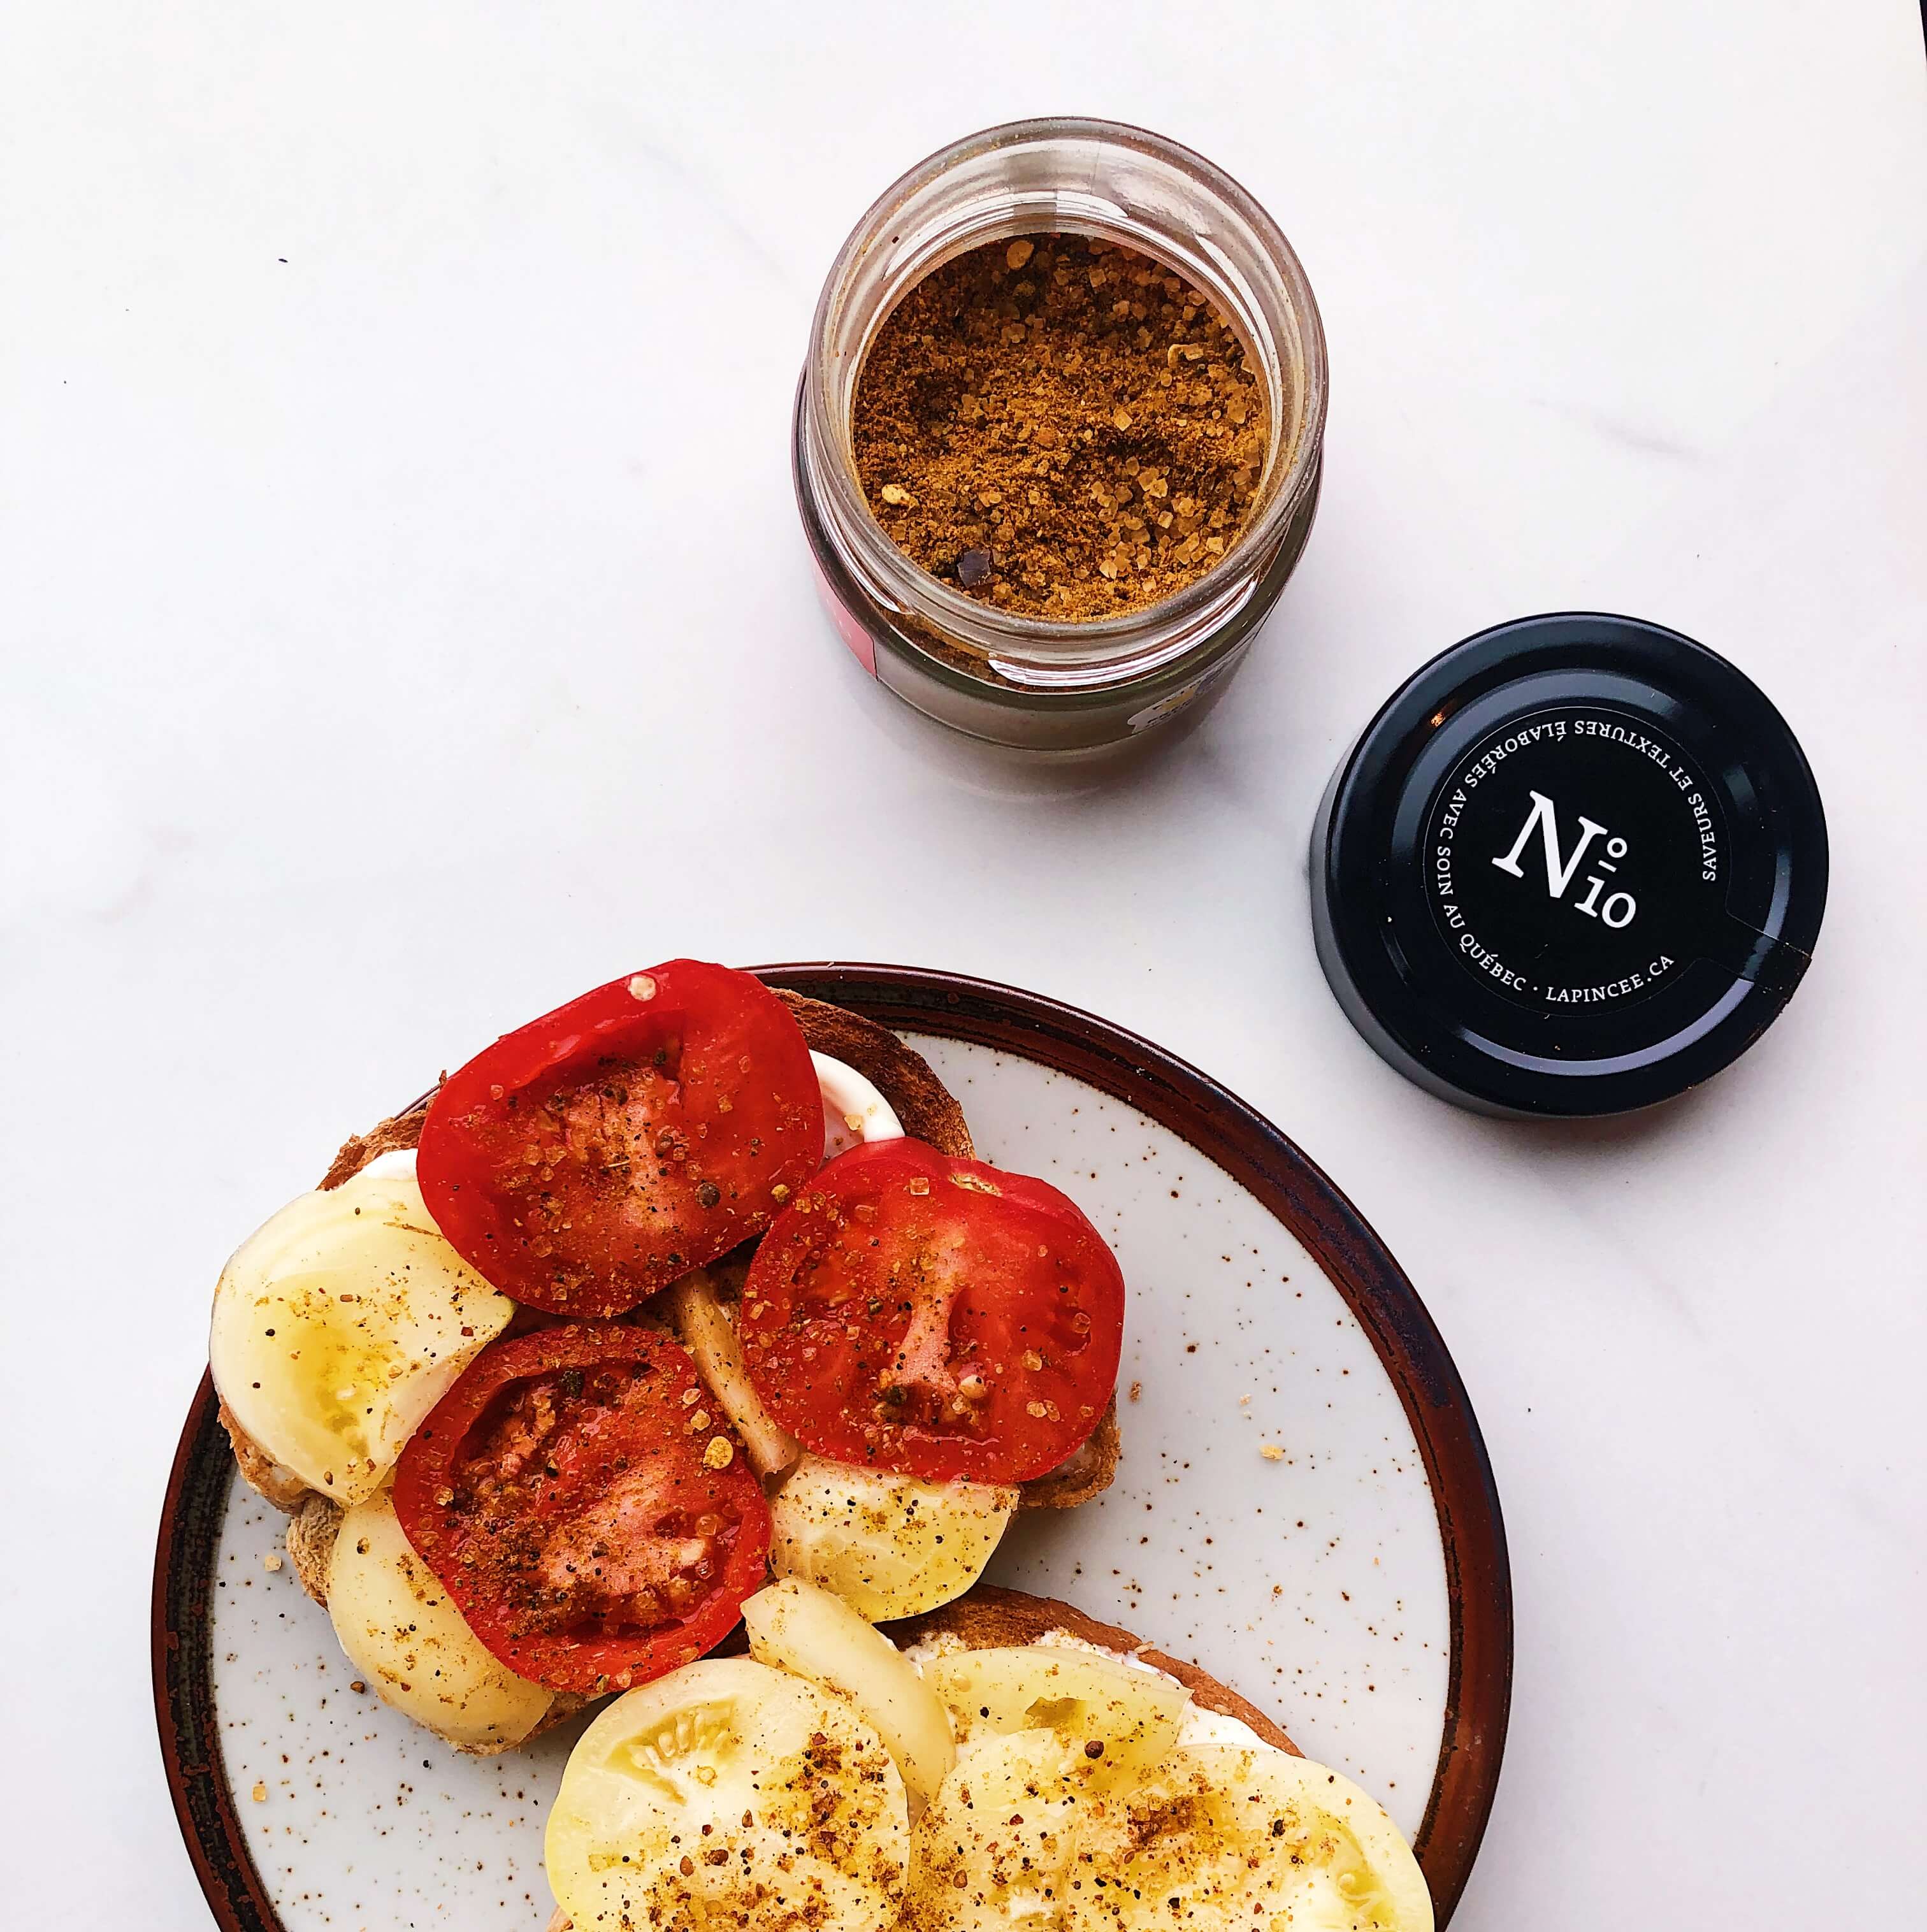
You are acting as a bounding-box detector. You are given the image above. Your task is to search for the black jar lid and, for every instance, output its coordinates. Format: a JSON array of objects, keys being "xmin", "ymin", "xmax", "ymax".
[{"xmin": 1310, "ymin": 613, "xmax": 1828, "ymax": 1118}]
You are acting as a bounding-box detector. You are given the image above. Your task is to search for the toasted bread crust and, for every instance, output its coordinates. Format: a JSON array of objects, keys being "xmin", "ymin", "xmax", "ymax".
[
  {"xmin": 285, "ymin": 1494, "xmax": 341, "ymax": 1604},
  {"xmin": 218, "ymin": 1400, "xmax": 314, "ymax": 1514},
  {"xmin": 319, "ymin": 1104, "xmax": 428, "ymax": 1190},
  {"xmin": 773, "ymin": 989, "xmax": 976, "ymax": 1160},
  {"xmin": 884, "ymin": 1582, "xmax": 1298, "ymax": 1755},
  {"xmin": 1018, "ymin": 1394, "xmax": 1120, "ymax": 1510}
]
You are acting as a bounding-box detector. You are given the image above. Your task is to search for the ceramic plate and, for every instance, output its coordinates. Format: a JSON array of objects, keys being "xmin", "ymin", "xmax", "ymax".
[{"xmin": 155, "ymin": 964, "xmax": 1511, "ymax": 1928}]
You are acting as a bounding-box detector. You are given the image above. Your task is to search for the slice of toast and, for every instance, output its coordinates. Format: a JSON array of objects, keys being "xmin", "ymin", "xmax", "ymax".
[
  {"xmin": 216, "ymin": 997, "xmax": 1129, "ymax": 1770},
  {"xmin": 227, "ymin": 988, "xmax": 972, "ymax": 1516},
  {"xmin": 542, "ymin": 1583, "xmax": 1297, "ymax": 1931},
  {"xmin": 883, "ymin": 1582, "xmax": 1298, "ymax": 1755},
  {"xmin": 215, "ymin": 992, "xmax": 1125, "ymax": 1763},
  {"xmin": 224, "ymin": 988, "xmax": 1119, "ymax": 1523}
]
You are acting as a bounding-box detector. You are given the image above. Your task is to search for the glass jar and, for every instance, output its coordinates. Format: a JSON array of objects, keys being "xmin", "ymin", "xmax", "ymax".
[{"xmin": 794, "ymin": 117, "xmax": 1329, "ymax": 753}]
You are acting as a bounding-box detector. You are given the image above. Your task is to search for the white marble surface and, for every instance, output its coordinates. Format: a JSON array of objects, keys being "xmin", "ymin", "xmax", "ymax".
[{"xmin": 3, "ymin": 4, "xmax": 1923, "ymax": 1925}]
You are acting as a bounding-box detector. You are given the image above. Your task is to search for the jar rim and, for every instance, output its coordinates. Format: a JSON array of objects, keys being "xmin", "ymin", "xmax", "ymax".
[{"xmin": 802, "ymin": 116, "xmax": 1329, "ymax": 669}]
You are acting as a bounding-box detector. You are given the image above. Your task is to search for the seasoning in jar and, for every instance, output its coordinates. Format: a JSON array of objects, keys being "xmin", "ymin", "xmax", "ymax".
[{"xmin": 851, "ymin": 233, "xmax": 1267, "ymax": 619}]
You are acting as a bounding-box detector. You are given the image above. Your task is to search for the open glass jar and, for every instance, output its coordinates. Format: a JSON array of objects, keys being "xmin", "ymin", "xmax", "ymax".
[{"xmin": 795, "ymin": 117, "xmax": 1328, "ymax": 753}]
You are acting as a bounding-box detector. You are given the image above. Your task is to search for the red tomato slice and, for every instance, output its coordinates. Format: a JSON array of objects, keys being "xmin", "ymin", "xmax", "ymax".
[
  {"xmin": 736, "ymin": 1139, "xmax": 1125, "ymax": 1483},
  {"xmin": 417, "ymin": 960, "xmax": 821, "ymax": 1316},
  {"xmin": 391, "ymin": 1324, "xmax": 770, "ymax": 1694}
]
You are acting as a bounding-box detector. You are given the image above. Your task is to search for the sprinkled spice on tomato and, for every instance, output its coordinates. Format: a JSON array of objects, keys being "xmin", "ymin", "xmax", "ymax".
[
  {"xmin": 392, "ymin": 1325, "xmax": 770, "ymax": 1694},
  {"xmin": 737, "ymin": 1138, "xmax": 1125, "ymax": 1484},
  {"xmin": 417, "ymin": 960, "xmax": 821, "ymax": 1316}
]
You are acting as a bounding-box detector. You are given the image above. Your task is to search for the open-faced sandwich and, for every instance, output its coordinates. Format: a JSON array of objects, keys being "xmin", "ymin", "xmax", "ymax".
[
  {"xmin": 208, "ymin": 961, "xmax": 1123, "ymax": 1748},
  {"xmin": 204, "ymin": 958, "xmax": 1431, "ymax": 1928},
  {"xmin": 544, "ymin": 1576, "xmax": 1431, "ymax": 1931}
]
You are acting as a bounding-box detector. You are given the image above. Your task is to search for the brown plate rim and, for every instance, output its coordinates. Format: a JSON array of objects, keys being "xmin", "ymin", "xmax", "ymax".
[{"xmin": 153, "ymin": 960, "xmax": 1511, "ymax": 1928}]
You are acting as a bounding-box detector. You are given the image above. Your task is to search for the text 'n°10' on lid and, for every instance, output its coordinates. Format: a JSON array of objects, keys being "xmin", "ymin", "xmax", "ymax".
[{"xmin": 1309, "ymin": 613, "xmax": 1828, "ymax": 1118}]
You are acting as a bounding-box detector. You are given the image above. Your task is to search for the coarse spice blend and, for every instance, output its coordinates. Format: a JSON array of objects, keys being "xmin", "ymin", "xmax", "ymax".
[{"xmin": 851, "ymin": 233, "xmax": 1268, "ymax": 621}]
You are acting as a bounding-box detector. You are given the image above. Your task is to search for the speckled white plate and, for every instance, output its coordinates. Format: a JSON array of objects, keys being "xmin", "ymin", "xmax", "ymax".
[{"xmin": 155, "ymin": 965, "xmax": 1510, "ymax": 1929}]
